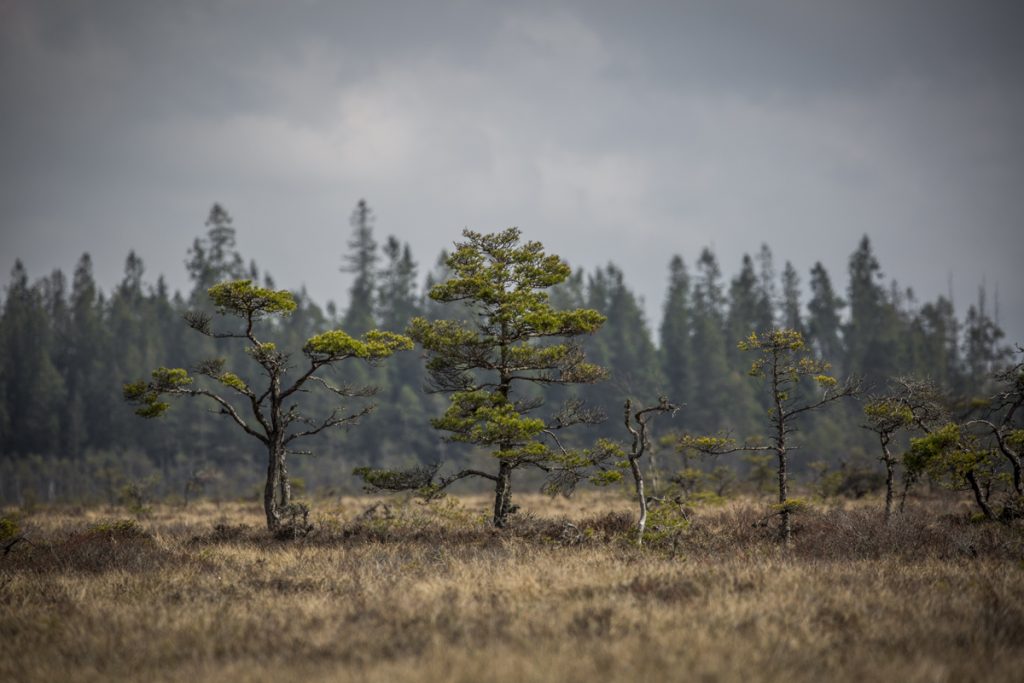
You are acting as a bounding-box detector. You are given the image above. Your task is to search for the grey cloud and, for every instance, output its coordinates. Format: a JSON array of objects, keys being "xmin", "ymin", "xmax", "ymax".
[{"xmin": 1, "ymin": 0, "xmax": 1022, "ymax": 340}]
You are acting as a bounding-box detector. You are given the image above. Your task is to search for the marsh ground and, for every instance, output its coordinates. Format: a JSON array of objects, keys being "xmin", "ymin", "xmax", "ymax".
[{"xmin": 2, "ymin": 492, "xmax": 1023, "ymax": 682}]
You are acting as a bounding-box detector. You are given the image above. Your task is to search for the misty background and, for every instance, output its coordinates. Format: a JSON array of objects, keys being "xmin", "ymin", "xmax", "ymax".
[{"xmin": 2, "ymin": 0, "xmax": 1022, "ymax": 341}]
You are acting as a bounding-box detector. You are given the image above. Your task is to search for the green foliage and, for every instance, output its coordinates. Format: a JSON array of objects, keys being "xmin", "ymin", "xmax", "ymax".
[
  {"xmin": 432, "ymin": 391, "xmax": 546, "ymax": 447},
  {"xmin": 123, "ymin": 367, "xmax": 193, "ymax": 418},
  {"xmin": 406, "ymin": 228, "xmax": 607, "ymax": 518},
  {"xmin": 770, "ymin": 497, "xmax": 810, "ymax": 514},
  {"xmin": 216, "ymin": 371, "xmax": 248, "ymax": 393},
  {"xmin": 863, "ymin": 398, "xmax": 915, "ymax": 430},
  {"xmin": 906, "ymin": 423, "xmax": 998, "ymax": 491},
  {"xmin": 0, "ymin": 514, "xmax": 20, "ymax": 542},
  {"xmin": 207, "ymin": 280, "xmax": 296, "ymax": 318},
  {"xmin": 677, "ymin": 434, "xmax": 737, "ymax": 455},
  {"xmin": 589, "ymin": 469, "xmax": 624, "ymax": 486},
  {"xmin": 640, "ymin": 503, "xmax": 691, "ymax": 546},
  {"xmin": 353, "ymin": 465, "xmax": 441, "ymax": 498},
  {"xmin": 304, "ymin": 329, "xmax": 413, "ymax": 362}
]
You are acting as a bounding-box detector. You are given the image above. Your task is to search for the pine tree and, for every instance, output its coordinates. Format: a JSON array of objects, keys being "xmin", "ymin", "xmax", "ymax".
[
  {"xmin": 126, "ymin": 280, "xmax": 412, "ymax": 533},
  {"xmin": 357, "ymin": 229, "xmax": 607, "ymax": 527},
  {"xmin": 659, "ymin": 255, "xmax": 693, "ymax": 428},
  {"xmin": 681, "ymin": 329, "xmax": 858, "ymax": 542}
]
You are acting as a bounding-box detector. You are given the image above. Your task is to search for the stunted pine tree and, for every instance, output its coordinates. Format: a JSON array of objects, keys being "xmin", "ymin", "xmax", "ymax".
[
  {"xmin": 680, "ymin": 329, "xmax": 857, "ymax": 542},
  {"xmin": 125, "ymin": 280, "xmax": 411, "ymax": 534},
  {"xmin": 862, "ymin": 378, "xmax": 946, "ymax": 523},
  {"xmin": 357, "ymin": 228, "xmax": 606, "ymax": 527},
  {"xmin": 908, "ymin": 347, "xmax": 1023, "ymax": 522},
  {"xmin": 604, "ymin": 398, "xmax": 679, "ymax": 545}
]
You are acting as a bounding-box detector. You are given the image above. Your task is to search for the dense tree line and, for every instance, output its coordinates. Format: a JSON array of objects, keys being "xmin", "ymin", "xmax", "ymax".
[{"xmin": 0, "ymin": 202, "xmax": 1012, "ymax": 506}]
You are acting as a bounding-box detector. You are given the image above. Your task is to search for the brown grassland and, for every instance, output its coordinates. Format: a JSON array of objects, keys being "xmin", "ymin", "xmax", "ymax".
[{"xmin": 2, "ymin": 491, "xmax": 1023, "ymax": 683}]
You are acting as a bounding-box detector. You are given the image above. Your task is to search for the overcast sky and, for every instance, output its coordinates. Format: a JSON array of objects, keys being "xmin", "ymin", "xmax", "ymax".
[{"xmin": 2, "ymin": 0, "xmax": 1022, "ymax": 342}]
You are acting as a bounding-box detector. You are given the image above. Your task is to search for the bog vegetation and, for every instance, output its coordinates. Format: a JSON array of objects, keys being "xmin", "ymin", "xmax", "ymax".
[
  {"xmin": 2, "ymin": 202, "xmax": 1023, "ymax": 679},
  {"xmin": 2, "ymin": 495, "xmax": 1024, "ymax": 683}
]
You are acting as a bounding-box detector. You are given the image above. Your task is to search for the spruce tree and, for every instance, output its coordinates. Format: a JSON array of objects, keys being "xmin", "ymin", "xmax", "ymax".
[
  {"xmin": 806, "ymin": 262, "xmax": 844, "ymax": 368},
  {"xmin": 659, "ymin": 255, "xmax": 693, "ymax": 427},
  {"xmin": 780, "ymin": 261, "xmax": 804, "ymax": 335},
  {"xmin": 341, "ymin": 199, "xmax": 379, "ymax": 337},
  {"xmin": 689, "ymin": 248, "xmax": 731, "ymax": 432}
]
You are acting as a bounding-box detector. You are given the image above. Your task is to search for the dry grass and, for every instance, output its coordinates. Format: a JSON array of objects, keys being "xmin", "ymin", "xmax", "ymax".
[{"xmin": 2, "ymin": 492, "xmax": 1023, "ymax": 682}]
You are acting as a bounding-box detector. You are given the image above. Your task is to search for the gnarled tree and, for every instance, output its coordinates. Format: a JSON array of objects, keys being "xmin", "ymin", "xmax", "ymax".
[
  {"xmin": 967, "ymin": 347, "xmax": 1024, "ymax": 500},
  {"xmin": 862, "ymin": 377, "xmax": 946, "ymax": 523},
  {"xmin": 124, "ymin": 279, "xmax": 412, "ymax": 533},
  {"xmin": 356, "ymin": 228, "xmax": 606, "ymax": 527},
  {"xmin": 908, "ymin": 347, "xmax": 1024, "ymax": 522},
  {"xmin": 679, "ymin": 329, "xmax": 858, "ymax": 543},
  {"xmin": 543, "ymin": 397, "xmax": 679, "ymax": 546}
]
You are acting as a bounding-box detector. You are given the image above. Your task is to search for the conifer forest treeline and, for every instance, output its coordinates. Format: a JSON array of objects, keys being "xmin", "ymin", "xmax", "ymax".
[{"xmin": 0, "ymin": 201, "xmax": 1013, "ymax": 506}]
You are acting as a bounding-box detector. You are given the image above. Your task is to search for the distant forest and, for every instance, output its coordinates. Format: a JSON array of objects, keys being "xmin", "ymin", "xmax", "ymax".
[{"xmin": 0, "ymin": 201, "xmax": 1013, "ymax": 505}]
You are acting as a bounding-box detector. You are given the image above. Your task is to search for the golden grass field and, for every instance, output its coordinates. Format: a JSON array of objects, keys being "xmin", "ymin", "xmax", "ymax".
[{"xmin": 2, "ymin": 492, "xmax": 1023, "ymax": 682}]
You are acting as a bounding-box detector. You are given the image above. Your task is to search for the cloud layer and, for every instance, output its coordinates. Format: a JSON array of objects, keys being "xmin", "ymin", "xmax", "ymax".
[{"xmin": 2, "ymin": 0, "xmax": 1022, "ymax": 339}]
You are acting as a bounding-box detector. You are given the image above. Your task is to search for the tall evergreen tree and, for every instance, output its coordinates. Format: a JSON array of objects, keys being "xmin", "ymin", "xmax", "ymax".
[
  {"xmin": 601, "ymin": 264, "xmax": 661, "ymax": 396},
  {"xmin": 915, "ymin": 296, "xmax": 961, "ymax": 391},
  {"xmin": 727, "ymin": 254, "xmax": 766, "ymax": 361},
  {"xmin": 780, "ymin": 261, "xmax": 804, "ymax": 335},
  {"xmin": 0, "ymin": 262, "xmax": 66, "ymax": 456},
  {"xmin": 844, "ymin": 235, "xmax": 903, "ymax": 384},
  {"xmin": 689, "ymin": 248, "xmax": 731, "ymax": 433},
  {"xmin": 68, "ymin": 254, "xmax": 110, "ymax": 455},
  {"xmin": 806, "ymin": 261, "xmax": 845, "ymax": 368},
  {"xmin": 186, "ymin": 204, "xmax": 246, "ymax": 305},
  {"xmin": 377, "ymin": 236, "xmax": 420, "ymax": 334},
  {"xmin": 963, "ymin": 286, "xmax": 1006, "ymax": 394},
  {"xmin": 341, "ymin": 199, "xmax": 379, "ymax": 336},
  {"xmin": 755, "ymin": 243, "xmax": 778, "ymax": 329},
  {"xmin": 659, "ymin": 255, "xmax": 693, "ymax": 427}
]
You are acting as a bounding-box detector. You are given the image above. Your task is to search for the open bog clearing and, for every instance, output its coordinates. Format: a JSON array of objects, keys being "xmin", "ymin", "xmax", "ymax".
[{"xmin": 2, "ymin": 493, "xmax": 1023, "ymax": 683}]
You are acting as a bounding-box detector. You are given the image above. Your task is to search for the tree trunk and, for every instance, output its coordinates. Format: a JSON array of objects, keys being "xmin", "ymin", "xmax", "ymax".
[
  {"xmin": 629, "ymin": 455, "xmax": 647, "ymax": 546},
  {"xmin": 881, "ymin": 434, "xmax": 894, "ymax": 525},
  {"xmin": 264, "ymin": 443, "xmax": 282, "ymax": 531},
  {"xmin": 966, "ymin": 470, "xmax": 997, "ymax": 522},
  {"xmin": 278, "ymin": 450, "xmax": 291, "ymax": 509},
  {"xmin": 493, "ymin": 460, "xmax": 513, "ymax": 527},
  {"xmin": 1009, "ymin": 453, "xmax": 1023, "ymax": 498},
  {"xmin": 772, "ymin": 360, "xmax": 791, "ymax": 544},
  {"xmin": 899, "ymin": 473, "xmax": 913, "ymax": 513},
  {"xmin": 778, "ymin": 447, "xmax": 791, "ymax": 543}
]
